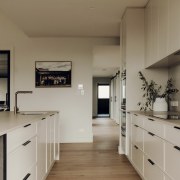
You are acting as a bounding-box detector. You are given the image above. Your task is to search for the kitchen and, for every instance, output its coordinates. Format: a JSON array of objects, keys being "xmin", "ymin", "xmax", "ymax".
[{"xmin": 0, "ymin": 0, "xmax": 180, "ymax": 180}]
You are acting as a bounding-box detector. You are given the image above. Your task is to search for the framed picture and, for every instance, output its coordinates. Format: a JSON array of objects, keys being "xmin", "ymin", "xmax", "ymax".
[{"xmin": 35, "ymin": 61, "xmax": 72, "ymax": 87}]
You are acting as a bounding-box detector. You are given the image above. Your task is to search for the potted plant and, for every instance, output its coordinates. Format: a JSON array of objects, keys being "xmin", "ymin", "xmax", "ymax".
[{"xmin": 138, "ymin": 71, "xmax": 179, "ymax": 111}]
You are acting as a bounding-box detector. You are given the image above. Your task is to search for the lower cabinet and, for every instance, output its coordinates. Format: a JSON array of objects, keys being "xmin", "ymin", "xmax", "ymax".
[
  {"xmin": 165, "ymin": 141, "xmax": 180, "ymax": 180},
  {"xmin": 144, "ymin": 155, "xmax": 164, "ymax": 180},
  {"xmin": 132, "ymin": 144, "xmax": 143, "ymax": 175}
]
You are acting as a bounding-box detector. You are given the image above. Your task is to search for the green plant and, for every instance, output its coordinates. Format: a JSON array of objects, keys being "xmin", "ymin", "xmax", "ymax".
[{"xmin": 138, "ymin": 71, "xmax": 179, "ymax": 111}]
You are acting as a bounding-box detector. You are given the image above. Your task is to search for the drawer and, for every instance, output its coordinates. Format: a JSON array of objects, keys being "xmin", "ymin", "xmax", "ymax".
[
  {"xmin": 165, "ymin": 141, "xmax": 180, "ymax": 180},
  {"xmin": 144, "ymin": 117, "xmax": 164, "ymax": 138},
  {"xmin": 7, "ymin": 136, "xmax": 37, "ymax": 180},
  {"xmin": 132, "ymin": 144, "xmax": 143, "ymax": 175},
  {"xmin": 144, "ymin": 130, "xmax": 164, "ymax": 169},
  {"xmin": 22, "ymin": 165, "xmax": 36, "ymax": 180},
  {"xmin": 132, "ymin": 114, "xmax": 144, "ymax": 128},
  {"xmin": 132, "ymin": 124, "xmax": 144, "ymax": 151},
  {"xmin": 144, "ymin": 155, "xmax": 164, "ymax": 180},
  {"xmin": 165, "ymin": 124, "xmax": 180, "ymax": 147},
  {"xmin": 7, "ymin": 122, "xmax": 36, "ymax": 153}
]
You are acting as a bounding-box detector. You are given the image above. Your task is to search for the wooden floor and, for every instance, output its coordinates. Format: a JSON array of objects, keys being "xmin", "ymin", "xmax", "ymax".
[{"xmin": 47, "ymin": 118, "xmax": 141, "ymax": 180}]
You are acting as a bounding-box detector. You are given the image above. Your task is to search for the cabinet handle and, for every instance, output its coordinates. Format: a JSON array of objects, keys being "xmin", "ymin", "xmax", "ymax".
[
  {"xmin": 24, "ymin": 124, "xmax": 31, "ymax": 128},
  {"xmin": 22, "ymin": 140, "xmax": 31, "ymax": 146},
  {"xmin": 148, "ymin": 118, "xmax": 155, "ymax": 121},
  {"xmin": 127, "ymin": 112, "xmax": 130, "ymax": 114},
  {"xmin": 134, "ymin": 125, "xmax": 139, "ymax": 128},
  {"xmin": 148, "ymin": 132, "xmax": 155, "ymax": 136},
  {"xmin": 174, "ymin": 126, "xmax": 180, "ymax": 130},
  {"xmin": 50, "ymin": 114, "xmax": 54, "ymax": 116},
  {"xmin": 134, "ymin": 114, "xmax": 138, "ymax": 116},
  {"xmin": 41, "ymin": 117, "xmax": 46, "ymax": 120},
  {"xmin": 122, "ymin": 134, "xmax": 126, "ymax": 137},
  {"xmin": 134, "ymin": 145, "xmax": 138, "ymax": 150},
  {"xmin": 174, "ymin": 146, "xmax": 180, "ymax": 151},
  {"xmin": 148, "ymin": 159, "xmax": 155, "ymax": 165},
  {"xmin": 23, "ymin": 173, "xmax": 31, "ymax": 180}
]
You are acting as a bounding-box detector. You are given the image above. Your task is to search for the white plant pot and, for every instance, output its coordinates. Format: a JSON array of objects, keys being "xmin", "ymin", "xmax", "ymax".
[{"xmin": 153, "ymin": 97, "xmax": 168, "ymax": 112}]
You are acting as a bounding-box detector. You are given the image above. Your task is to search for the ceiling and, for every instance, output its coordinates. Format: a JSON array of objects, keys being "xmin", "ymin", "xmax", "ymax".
[{"xmin": 0, "ymin": 0, "xmax": 148, "ymax": 38}]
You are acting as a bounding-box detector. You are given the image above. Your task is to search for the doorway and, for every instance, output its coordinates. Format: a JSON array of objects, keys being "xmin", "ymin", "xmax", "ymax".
[
  {"xmin": 0, "ymin": 50, "xmax": 10, "ymax": 111},
  {"xmin": 97, "ymin": 84, "xmax": 110, "ymax": 117}
]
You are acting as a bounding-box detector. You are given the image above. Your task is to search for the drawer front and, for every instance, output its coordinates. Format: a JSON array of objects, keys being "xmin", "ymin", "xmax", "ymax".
[
  {"xmin": 22, "ymin": 165, "xmax": 36, "ymax": 180},
  {"xmin": 132, "ymin": 114, "xmax": 144, "ymax": 128},
  {"xmin": 7, "ymin": 122, "xmax": 36, "ymax": 153},
  {"xmin": 165, "ymin": 124, "xmax": 180, "ymax": 147},
  {"xmin": 144, "ymin": 130, "xmax": 164, "ymax": 169},
  {"xmin": 7, "ymin": 136, "xmax": 37, "ymax": 180},
  {"xmin": 132, "ymin": 124, "xmax": 144, "ymax": 151},
  {"xmin": 144, "ymin": 155, "xmax": 164, "ymax": 180},
  {"xmin": 144, "ymin": 117, "xmax": 164, "ymax": 138},
  {"xmin": 165, "ymin": 141, "xmax": 180, "ymax": 180},
  {"xmin": 132, "ymin": 144, "xmax": 143, "ymax": 175}
]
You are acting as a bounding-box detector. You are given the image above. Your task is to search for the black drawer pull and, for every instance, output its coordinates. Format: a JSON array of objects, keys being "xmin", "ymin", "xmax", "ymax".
[
  {"xmin": 134, "ymin": 114, "xmax": 138, "ymax": 116},
  {"xmin": 134, "ymin": 125, "xmax": 139, "ymax": 128},
  {"xmin": 41, "ymin": 117, "xmax": 46, "ymax": 120},
  {"xmin": 148, "ymin": 118, "xmax": 155, "ymax": 121},
  {"xmin": 122, "ymin": 134, "xmax": 126, "ymax": 137},
  {"xmin": 148, "ymin": 159, "xmax": 155, "ymax": 165},
  {"xmin": 22, "ymin": 140, "xmax": 31, "ymax": 146},
  {"xmin": 23, "ymin": 173, "xmax": 31, "ymax": 180},
  {"xmin": 24, "ymin": 124, "xmax": 31, "ymax": 128},
  {"xmin": 127, "ymin": 112, "xmax": 130, "ymax": 114},
  {"xmin": 148, "ymin": 132, "xmax": 155, "ymax": 136},
  {"xmin": 174, "ymin": 146, "xmax": 180, "ymax": 151},
  {"xmin": 50, "ymin": 114, "xmax": 54, "ymax": 116},
  {"xmin": 174, "ymin": 126, "xmax": 180, "ymax": 130},
  {"xmin": 134, "ymin": 145, "xmax": 138, "ymax": 150}
]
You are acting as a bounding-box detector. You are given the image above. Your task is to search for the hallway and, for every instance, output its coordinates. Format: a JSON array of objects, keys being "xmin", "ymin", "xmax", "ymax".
[{"xmin": 47, "ymin": 118, "xmax": 141, "ymax": 180}]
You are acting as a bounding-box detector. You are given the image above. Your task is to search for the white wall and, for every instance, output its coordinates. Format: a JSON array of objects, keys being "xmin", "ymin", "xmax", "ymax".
[
  {"xmin": 0, "ymin": 11, "xmax": 119, "ymax": 143},
  {"xmin": 0, "ymin": 78, "xmax": 7, "ymax": 101}
]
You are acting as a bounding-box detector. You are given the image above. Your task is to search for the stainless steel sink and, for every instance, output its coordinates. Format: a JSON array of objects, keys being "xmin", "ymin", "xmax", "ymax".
[{"xmin": 19, "ymin": 111, "xmax": 47, "ymax": 115}]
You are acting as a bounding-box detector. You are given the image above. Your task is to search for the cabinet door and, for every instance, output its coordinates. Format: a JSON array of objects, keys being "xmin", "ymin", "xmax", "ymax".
[
  {"xmin": 165, "ymin": 141, "xmax": 180, "ymax": 180},
  {"xmin": 54, "ymin": 113, "xmax": 60, "ymax": 160},
  {"xmin": 151, "ymin": 0, "xmax": 159, "ymax": 65},
  {"xmin": 132, "ymin": 144, "xmax": 143, "ymax": 175},
  {"xmin": 168, "ymin": 0, "xmax": 180, "ymax": 54},
  {"xmin": 158, "ymin": 0, "xmax": 168, "ymax": 60},
  {"xmin": 145, "ymin": 1, "xmax": 152, "ymax": 67},
  {"xmin": 37, "ymin": 119, "xmax": 46, "ymax": 180},
  {"xmin": 126, "ymin": 112, "xmax": 131, "ymax": 159},
  {"xmin": 50, "ymin": 115, "xmax": 55, "ymax": 164},
  {"xmin": 46, "ymin": 117, "xmax": 51, "ymax": 171}
]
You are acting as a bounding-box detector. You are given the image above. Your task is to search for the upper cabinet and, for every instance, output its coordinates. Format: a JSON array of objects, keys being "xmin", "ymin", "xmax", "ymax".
[{"xmin": 145, "ymin": 0, "xmax": 180, "ymax": 68}]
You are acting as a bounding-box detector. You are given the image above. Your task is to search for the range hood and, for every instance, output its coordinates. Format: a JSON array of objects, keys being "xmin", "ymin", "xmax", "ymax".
[{"xmin": 147, "ymin": 50, "xmax": 180, "ymax": 68}]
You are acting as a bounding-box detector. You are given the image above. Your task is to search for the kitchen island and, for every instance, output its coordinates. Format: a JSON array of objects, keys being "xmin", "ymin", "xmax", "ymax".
[
  {"xmin": 0, "ymin": 111, "xmax": 60, "ymax": 180},
  {"xmin": 126, "ymin": 111, "xmax": 180, "ymax": 180}
]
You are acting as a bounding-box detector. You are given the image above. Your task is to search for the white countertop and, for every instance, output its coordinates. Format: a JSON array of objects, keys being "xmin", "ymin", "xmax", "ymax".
[
  {"xmin": 0, "ymin": 111, "xmax": 58, "ymax": 136},
  {"xmin": 129, "ymin": 111, "xmax": 180, "ymax": 127}
]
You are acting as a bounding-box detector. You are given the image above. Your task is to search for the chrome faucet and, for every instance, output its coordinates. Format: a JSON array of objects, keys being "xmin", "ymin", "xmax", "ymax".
[{"xmin": 14, "ymin": 91, "xmax": 33, "ymax": 114}]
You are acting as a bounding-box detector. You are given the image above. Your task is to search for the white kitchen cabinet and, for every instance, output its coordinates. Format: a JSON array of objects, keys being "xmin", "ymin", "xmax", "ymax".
[
  {"xmin": 132, "ymin": 144, "xmax": 143, "ymax": 175},
  {"xmin": 132, "ymin": 124, "xmax": 144, "ymax": 151},
  {"xmin": 144, "ymin": 130, "xmax": 164, "ymax": 169},
  {"xmin": 46, "ymin": 116, "xmax": 51, "ymax": 171},
  {"xmin": 168, "ymin": 0, "xmax": 180, "ymax": 55},
  {"xmin": 144, "ymin": 117, "xmax": 164, "ymax": 138},
  {"xmin": 50, "ymin": 114, "xmax": 55, "ymax": 164},
  {"xmin": 165, "ymin": 141, "xmax": 180, "ymax": 180},
  {"xmin": 37, "ymin": 118, "xmax": 46, "ymax": 180},
  {"xmin": 132, "ymin": 114, "xmax": 144, "ymax": 128},
  {"xmin": 54, "ymin": 113, "xmax": 60, "ymax": 160},
  {"xmin": 126, "ymin": 112, "xmax": 131, "ymax": 160},
  {"xmin": 144, "ymin": 155, "xmax": 164, "ymax": 180},
  {"xmin": 7, "ymin": 136, "xmax": 37, "ymax": 180},
  {"xmin": 158, "ymin": 0, "xmax": 168, "ymax": 60}
]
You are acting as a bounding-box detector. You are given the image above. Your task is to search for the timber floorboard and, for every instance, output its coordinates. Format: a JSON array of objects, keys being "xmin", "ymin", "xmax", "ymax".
[{"xmin": 46, "ymin": 118, "xmax": 141, "ymax": 180}]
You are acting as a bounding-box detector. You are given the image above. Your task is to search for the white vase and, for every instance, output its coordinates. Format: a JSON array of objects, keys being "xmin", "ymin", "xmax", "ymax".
[{"xmin": 153, "ymin": 97, "xmax": 168, "ymax": 112}]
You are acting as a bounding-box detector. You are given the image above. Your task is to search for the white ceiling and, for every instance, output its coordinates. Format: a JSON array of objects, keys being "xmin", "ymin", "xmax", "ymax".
[{"xmin": 0, "ymin": 0, "xmax": 148, "ymax": 38}]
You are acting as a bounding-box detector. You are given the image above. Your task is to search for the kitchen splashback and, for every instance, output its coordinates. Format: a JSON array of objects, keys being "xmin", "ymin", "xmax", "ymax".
[{"xmin": 168, "ymin": 64, "xmax": 180, "ymax": 111}]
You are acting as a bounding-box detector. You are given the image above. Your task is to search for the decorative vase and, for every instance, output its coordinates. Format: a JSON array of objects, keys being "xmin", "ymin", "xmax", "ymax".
[{"xmin": 153, "ymin": 97, "xmax": 168, "ymax": 112}]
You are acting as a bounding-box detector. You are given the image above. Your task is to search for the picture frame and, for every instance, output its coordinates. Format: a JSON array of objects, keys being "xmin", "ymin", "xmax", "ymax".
[{"xmin": 35, "ymin": 61, "xmax": 72, "ymax": 87}]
